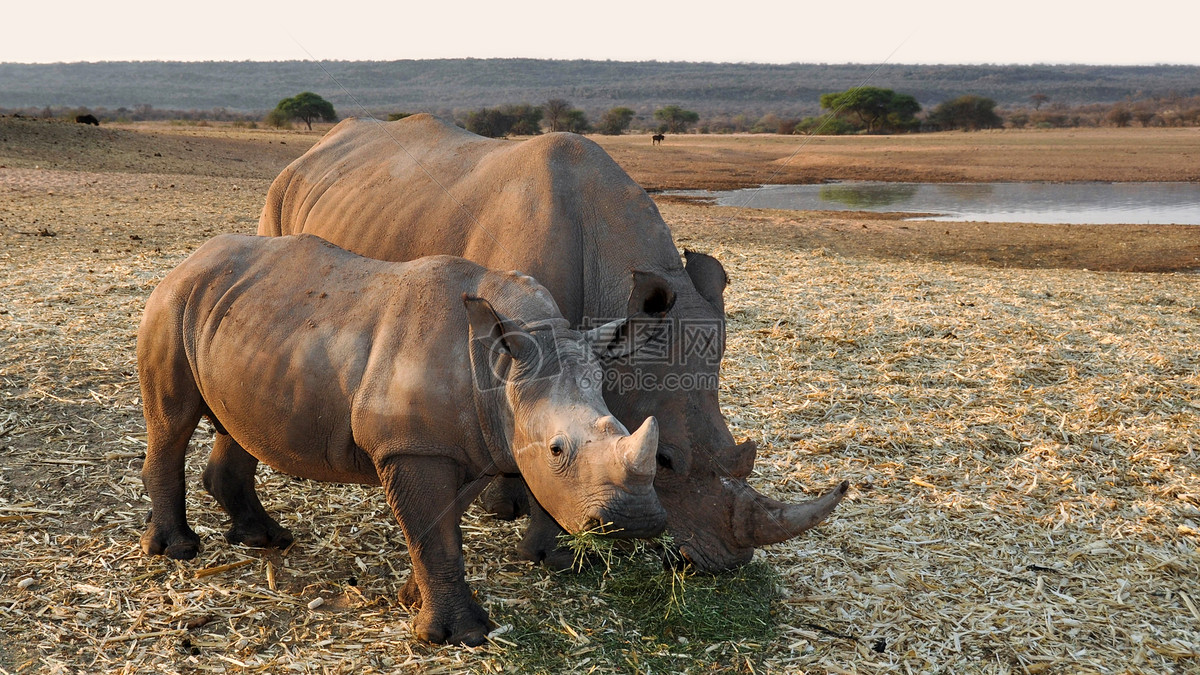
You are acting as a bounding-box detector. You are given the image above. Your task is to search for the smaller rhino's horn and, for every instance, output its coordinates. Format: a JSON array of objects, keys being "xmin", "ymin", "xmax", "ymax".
[{"xmin": 621, "ymin": 417, "xmax": 659, "ymax": 480}]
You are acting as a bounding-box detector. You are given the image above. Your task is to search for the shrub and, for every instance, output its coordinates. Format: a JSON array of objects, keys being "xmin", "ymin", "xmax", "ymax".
[
  {"xmin": 794, "ymin": 115, "xmax": 857, "ymax": 135},
  {"xmin": 1005, "ymin": 112, "xmax": 1029, "ymax": 128},
  {"xmin": 264, "ymin": 109, "xmax": 292, "ymax": 129},
  {"xmin": 596, "ymin": 107, "xmax": 635, "ymax": 135},
  {"xmin": 1105, "ymin": 106, "xmax": 1133, "ymax": 127},
  {"xmin": 927, "ymin": 95, "xmax": 1003, "ymax": 131},
  {"xmin": 654, "ymin": 105, "xmax": 700, "ymax": 133},
  {"xmin": 462, "ymin": 104, "xmax": 543, "ymax": 137}
]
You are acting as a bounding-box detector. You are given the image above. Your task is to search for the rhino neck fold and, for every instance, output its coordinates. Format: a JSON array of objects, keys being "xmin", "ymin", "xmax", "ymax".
[{"xmin": 467, "ymin": 341, "xmax": 520, "ymax": 476}]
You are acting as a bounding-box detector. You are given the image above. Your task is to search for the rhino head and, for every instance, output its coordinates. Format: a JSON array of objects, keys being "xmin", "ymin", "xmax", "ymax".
[
  {"xmin": 602, "ymin": 251, "xmax": 849, "ymax": 571},
  {"xmin": 464, "ymin": 295, "xmax": 667, "ymax": 539}
]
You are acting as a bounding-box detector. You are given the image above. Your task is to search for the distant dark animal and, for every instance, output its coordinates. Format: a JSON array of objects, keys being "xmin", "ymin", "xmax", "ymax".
[
  {"xmin": 651, "ymin": 133, "xmax": 665, "ymax": 145},
  {"xmin": 75, "ymin": 114, "xmax": 99, "ymax": 126}
]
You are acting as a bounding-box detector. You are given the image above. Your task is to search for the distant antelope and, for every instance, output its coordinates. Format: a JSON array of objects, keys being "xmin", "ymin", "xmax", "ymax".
[{"xmin": 651, "ymin": 133, "xmax": 665, "ymax": 145}]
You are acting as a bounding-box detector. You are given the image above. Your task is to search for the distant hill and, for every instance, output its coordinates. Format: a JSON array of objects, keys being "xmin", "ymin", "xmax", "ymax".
[{"xmin": 2, "ymin": 60, "xmax": 1198, "ymax": 120}]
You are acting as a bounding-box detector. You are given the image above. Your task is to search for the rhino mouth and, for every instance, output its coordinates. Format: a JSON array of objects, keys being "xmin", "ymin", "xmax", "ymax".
[
  {"xmin": 589, "ymin": 496, "xmax": 668, "ymax": 539},
  {"xmin": 670, "ymin": 532, "xmax": 755, "ymax": 572}
]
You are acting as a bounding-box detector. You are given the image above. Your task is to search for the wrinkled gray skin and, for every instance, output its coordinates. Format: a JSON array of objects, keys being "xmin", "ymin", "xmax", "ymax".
[
  {"xmin": 258, "ymin": 114, "xmax": 848, "ymax": 572},
  {"xmin": 137, "ymin": 234, "xmax": 668, "ymax": 645}
]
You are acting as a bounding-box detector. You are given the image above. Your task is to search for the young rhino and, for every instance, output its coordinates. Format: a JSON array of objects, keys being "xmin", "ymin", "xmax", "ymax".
[{"xmin": 137, "ymin": 233, "xmax": 670, "ymax": 645}]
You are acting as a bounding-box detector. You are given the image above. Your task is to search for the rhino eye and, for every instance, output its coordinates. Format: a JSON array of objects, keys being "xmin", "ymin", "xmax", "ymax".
[{"xmin": 549, "ymin": 440, "xmax": 565, "ymax": 457}]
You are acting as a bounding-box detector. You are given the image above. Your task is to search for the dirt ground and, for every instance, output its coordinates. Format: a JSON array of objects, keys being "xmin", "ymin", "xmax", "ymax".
[
  {"xmin": 1, "ymin": 118, "xmax": 1198, "ymax": 673},
  {"xmin": 592, "ymin": 127, "xmax": 1200, "ymax": 189},
  {"xmin": 3, "ymin": 119, "xmax": 1197, "ymax": 273}
]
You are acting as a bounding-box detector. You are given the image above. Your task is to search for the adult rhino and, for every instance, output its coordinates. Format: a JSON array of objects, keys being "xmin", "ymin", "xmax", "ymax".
[
  {"xmin": 138, "ymin": 233, "xmax": 668, "ymax": 645},
  {"xmin": 258, "ymin": 114, "xmax": 847, "ymax": 572}
]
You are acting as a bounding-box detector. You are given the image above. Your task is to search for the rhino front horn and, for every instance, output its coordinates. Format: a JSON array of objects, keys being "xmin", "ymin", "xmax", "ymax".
[
  {"xmin": 620, "ymin": 417, "xmax": 658, "ymax": 480},
  {"xmin": 730, "ymin": 479, "xmax": 849, "ymax": 548}
]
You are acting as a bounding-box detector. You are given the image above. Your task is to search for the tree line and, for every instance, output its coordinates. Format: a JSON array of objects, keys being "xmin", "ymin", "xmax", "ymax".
[
  {"xmin": 9, "ymin": 89, "xmax": 1199, "ymax": 136},
  {"xmin": 387, "ymin": 100, "xmax": 704, "ymax": 137},
  {"xmin": 4, "ymin": 60, "xmax": 1199, "ymax": 120}
]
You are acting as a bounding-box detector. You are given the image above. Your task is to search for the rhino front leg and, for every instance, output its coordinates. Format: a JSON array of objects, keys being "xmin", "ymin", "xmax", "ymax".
[
  {"xmin": 479, "ymin": 474, "xmax": 530, "ymax": 521},
  {"xmin": 518, "ymin": 495, "xmax": 576, "ymax": 571},
  {"xmin": 377, "ymin": 454, "xmax": 492, "ymax": 646},
  {"xmin": 483, "ymin": 476, "xmax": 575, "ymax": 570},
  {"xmin": 202, "ymin": 433, "xmax": 294, "ymax": 550}
]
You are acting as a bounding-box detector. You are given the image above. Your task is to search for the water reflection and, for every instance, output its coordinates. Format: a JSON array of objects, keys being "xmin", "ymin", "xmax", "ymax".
[
  {"xmin": 671, "ymin": 181, "xmax": 1200, "ymax": 225},
  {"xmin": 819, "ymin": 183, "xmax": 919, "ymax": 208}
]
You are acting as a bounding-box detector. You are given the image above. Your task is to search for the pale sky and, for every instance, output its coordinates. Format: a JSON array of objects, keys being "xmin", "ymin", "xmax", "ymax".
[{"xmin": 4, "ymin": 1, "xmax": 1199, "ymax": 65}]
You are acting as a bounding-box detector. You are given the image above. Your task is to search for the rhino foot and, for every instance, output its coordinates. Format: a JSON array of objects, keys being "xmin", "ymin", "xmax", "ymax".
[
  {"xmin": 411, "ymin": 598, "xmax": 493, "ymax": 646},
  {"xmin": 141, "ymin": 521, "xmax": 201, "ymax": 560},
  {"xmin": 224, "ymin": 520, "xmax": 294, "ymax": 550}
]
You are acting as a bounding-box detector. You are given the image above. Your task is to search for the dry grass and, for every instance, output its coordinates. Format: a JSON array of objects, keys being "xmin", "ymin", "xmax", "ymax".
[{"xmin": 1, "ymin": 120, "xmax": 1198, "ymax": 674}]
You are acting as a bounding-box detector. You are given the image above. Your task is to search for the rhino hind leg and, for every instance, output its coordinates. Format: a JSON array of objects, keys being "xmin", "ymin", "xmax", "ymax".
[
  {"xmin": 202, "ymin": 434, "xmax": 294, "ymax": 550},
  {"xmin": 140, "ymin": 378, "xmax": 204, "ymax": 560}
]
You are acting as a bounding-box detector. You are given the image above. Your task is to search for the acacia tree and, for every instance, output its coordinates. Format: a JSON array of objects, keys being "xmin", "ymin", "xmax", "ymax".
[
  {"xmin": 654, "ymin": 105, "xmax": 699, "ymax": 133},
  {"xmin": 819, "ymin": 87, "xmax": 920, "ymax": 133},
  {"xmin": 543, "ymin": 98, "xmax": 572, "ymax": 132},
  {"xmin": 597, "ymin": 107, "xmax": 635, "ymax": 135},
  {"xmin": 271, "ymin": 92, "xmax": 337, "ymax": 130}
]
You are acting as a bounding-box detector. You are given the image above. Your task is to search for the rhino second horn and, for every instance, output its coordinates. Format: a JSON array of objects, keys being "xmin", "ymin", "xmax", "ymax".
[
  {"xmin": 729, "ymin": 479, "xmax": 849, "ymax": 548},
  {"xmin": 621, "ymin": 417, "xmax": 659, "ymax": 480},
  {"xmin": 723, "ymin": 439, "xmax": 757, "ymax": 479}
]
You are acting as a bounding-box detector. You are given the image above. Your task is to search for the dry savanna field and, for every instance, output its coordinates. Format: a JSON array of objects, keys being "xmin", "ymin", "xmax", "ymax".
[{"xmin": 1, "ymin": 118, "xmax": 1198, "ymax": 674}]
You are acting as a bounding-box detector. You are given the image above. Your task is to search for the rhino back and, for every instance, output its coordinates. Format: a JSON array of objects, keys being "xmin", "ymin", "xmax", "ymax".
[
  {"xmin": 144, "ymin": 234, "xmax": 514, "ymax": 481},
  {"xmin": 259, "ymin": 114, "xmax": 689, "ymax": 324}
]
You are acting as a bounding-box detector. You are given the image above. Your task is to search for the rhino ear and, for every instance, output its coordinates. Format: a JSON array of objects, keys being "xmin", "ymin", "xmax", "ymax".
[
  {"xmin": 463, "ymin": 294, "xmax": 534, "ymax": 360},
  {"xmin": 684, "ymin": 250, "xmax": 727, "ymax": 314},
  {"xmin": 627, "ymin": 270, "xmax": 676, "ymax": 319}
]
